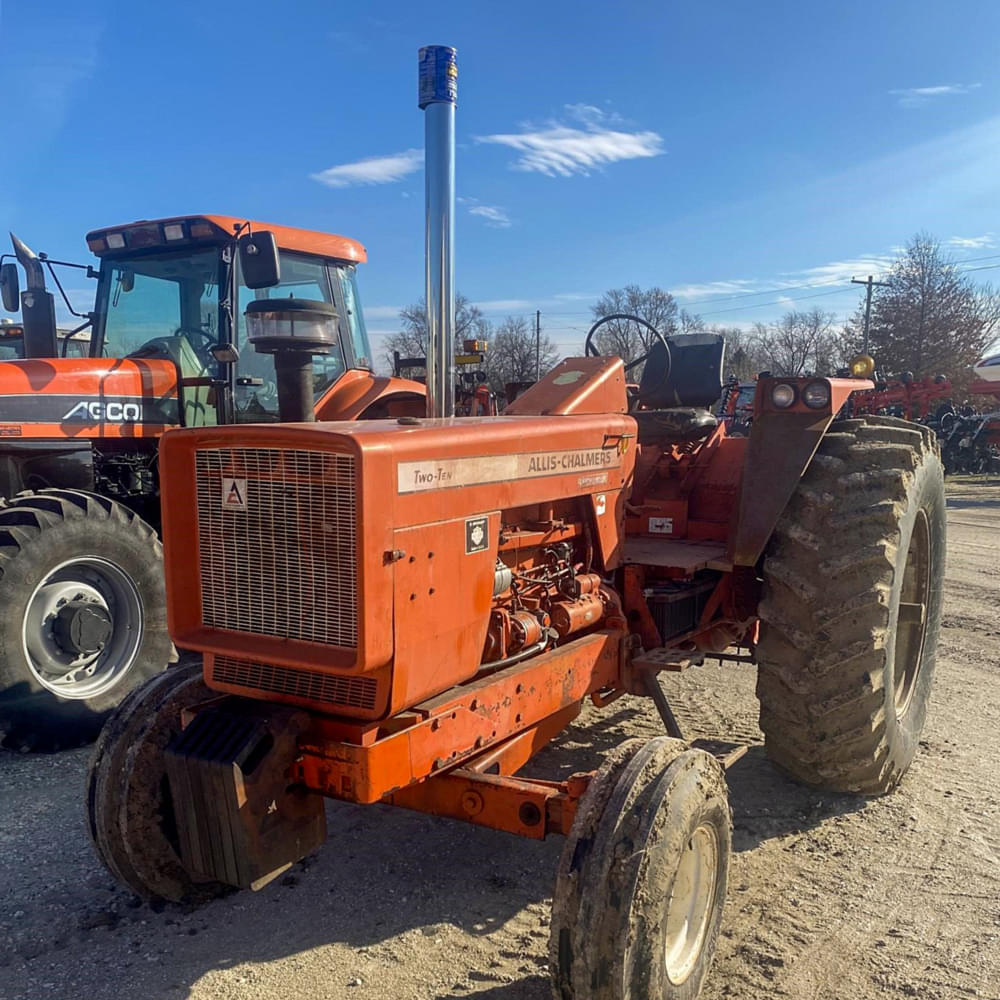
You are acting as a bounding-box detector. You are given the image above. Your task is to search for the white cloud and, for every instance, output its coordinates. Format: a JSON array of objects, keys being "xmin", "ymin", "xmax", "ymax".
[
  {"xmin": 473, "ymin": 299, "xmax": 534, "ymax": 313},
  {"xmin": 947, "ymin": 234, "xmax": 995, "ymax": 249},
  {"xmin": 363, "ymin": 305, "xmax": 403, "ymax": 321},
  {"xmin": 890, "ymin": 83, "xmax": 981, "ymax": 108},
  {"xmin": 310, "ymin": 148, "xmax": 423, "ymax": 188},
  {"xmin": 671, "ymin": 279, "xmax": 762, "ymax": 300},
  {"xmin": 476, "ymin": 105, "xmax": 664, "ymax": 177},
  {"xmin": 468, "ymin": 204, "xmax": 511, "ymax": 228},
  {"xmin": 784, "ymin": 255, "xmax": 896, "ymax": 283}
]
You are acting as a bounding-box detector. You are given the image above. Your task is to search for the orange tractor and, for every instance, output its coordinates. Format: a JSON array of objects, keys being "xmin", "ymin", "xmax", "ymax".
[
  {"xmin": 88, "ymin": 48, "xmax": 946, "ymax": 999},
  {"xmin": 0, "ymin": 216, "xmax": 422, "ymax": 748}
]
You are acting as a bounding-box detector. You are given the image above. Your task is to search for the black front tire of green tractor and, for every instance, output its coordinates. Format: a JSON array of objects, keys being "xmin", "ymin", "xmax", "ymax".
[
  {"xmin": 0, "ymin": 490, "xmax": 173, "ymax": 751},
  {"xmin": 756, "ymin": 416, "xmax": 946, "ymax": 795}
]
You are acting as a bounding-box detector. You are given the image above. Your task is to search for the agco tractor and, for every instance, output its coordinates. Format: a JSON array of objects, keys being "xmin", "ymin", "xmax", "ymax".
[
  {"xmin": 88, "ymin": 47, "xmax": 946, "ymax": 1000},
  {"xmin": 0, "ymin": 216, "xmax": 423, "ymax": 749}
]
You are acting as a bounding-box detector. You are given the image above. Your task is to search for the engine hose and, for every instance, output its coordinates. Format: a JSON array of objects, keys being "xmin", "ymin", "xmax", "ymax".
[{"xmin": 478, "ymin": 638, "xmax": 549, "ymax": 677}]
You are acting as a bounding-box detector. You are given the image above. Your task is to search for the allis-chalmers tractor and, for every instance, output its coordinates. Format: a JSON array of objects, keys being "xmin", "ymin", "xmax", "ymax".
[
  {"xmin": 0, "ymin": 217, "xmax": 422, "ymax": 748},
  {"xmin": 88, "ymin": 48, "xmax": 946, "ymax": 1000},
  {"xmin": 88, "ymin": 327, "xmax": 945, "ymax": 999}
]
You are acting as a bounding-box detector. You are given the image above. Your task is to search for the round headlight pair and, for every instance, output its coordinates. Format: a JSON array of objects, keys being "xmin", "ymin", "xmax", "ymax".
[{"xmin": 770, "ymin": 380, "xmax": 831, "ymax": 410}]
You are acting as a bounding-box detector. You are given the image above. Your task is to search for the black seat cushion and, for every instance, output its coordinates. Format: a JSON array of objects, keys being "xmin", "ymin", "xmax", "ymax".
[
  {"xmin": 633, "ymin": 408, "xmax": 718, "ymax": 444},
  {"xmin": 638, "ymin": 333, "xmax": 726, "ymax": 410}
]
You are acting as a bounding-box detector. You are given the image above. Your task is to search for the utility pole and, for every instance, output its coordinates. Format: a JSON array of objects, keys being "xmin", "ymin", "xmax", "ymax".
[
  {"xmin": 535, "ymin": 310, "xmax": 541, "ymax": 381},
  {"xmin": 851, "ymin": 275, "xmax": 890, "ymax": 356}
]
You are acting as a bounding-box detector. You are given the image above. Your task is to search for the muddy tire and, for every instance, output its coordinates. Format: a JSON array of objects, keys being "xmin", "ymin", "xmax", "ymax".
[
  {"xmin": 88, "ymin": 656, "xmax": 229, "ymax": 904},
  {"xmin": 0, "ymin": 490, "xmax": 172, "ymax": 751},
  {"xmin": 550, "ymin": 737, "xmax": 731, "ymax": 1000},
  {"xmin": 756, "ymin": 416, "xmax": 946, "ymax": 795}
]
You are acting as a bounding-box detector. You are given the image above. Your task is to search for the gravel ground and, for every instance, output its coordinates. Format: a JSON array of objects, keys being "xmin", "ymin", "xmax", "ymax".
[{"xmin": 0, "ymin": 481, "xmax": 997, "ymax": 1000}]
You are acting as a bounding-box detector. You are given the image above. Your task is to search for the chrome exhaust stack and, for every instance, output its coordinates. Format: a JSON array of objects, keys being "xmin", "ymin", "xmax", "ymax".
[{"xmin": 419, "ymin": 45, "xmax": 457, "ymax": 419}]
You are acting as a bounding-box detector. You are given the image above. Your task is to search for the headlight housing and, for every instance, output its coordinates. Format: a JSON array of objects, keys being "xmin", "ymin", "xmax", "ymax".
[
  {"xmin": 802, "ymin": 380, "xmax": 831, "ymax": 409},
  {"xmin": 771, "ymin": 383, "xmax": 796, "ymax": 409}
]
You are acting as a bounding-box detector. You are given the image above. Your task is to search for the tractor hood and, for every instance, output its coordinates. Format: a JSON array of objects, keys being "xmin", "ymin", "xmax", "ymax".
[{"xmin": 0, "ymin": 357, "xmax": 180, "ymax": 438}]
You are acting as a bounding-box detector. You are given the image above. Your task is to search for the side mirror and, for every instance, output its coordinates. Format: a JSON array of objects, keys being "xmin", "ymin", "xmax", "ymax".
[
  {"xmin": 239, "ymin": 231, "xmax": 280, "ymax": 290},
  {"xmin": 119, "ymin": 268, "xmax": 135, "ymax": 294},
  {"xmin": 0, "ymin": 263, "xmax": 19, "ymax": 312}
]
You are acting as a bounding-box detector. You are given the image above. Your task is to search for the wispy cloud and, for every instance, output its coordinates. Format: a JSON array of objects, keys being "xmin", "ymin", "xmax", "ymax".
[
  {"xmin": 671, "ymin": 279, "xmax": 762, "ymax": 300},
  {"xmin": 363, "ymin": 305, "xmax": 403, "ymax": 321},
  {"xmin": 473, "ymin": 299, "xmax": 534, "ymax": 313},
  {"xmin": 947, "ymin": 233, "xmax": 995, "ymax": 249},
  {"xmin": 476, "ymin": 104, "xmax": 664, "ymax": 178},
  {"xmin": 311, "ymin": 149, "xmax": 423, "ymax": 188},
  {"xmin": 458, "ymin": 197, "xmax": 512, "ymax": 228},
  {"xmin": 468, "ymin": 204, "xmax": 512, "ymax": 228},
  {"xmin": 786, "ymin": 255, "xmax": 897, "ymax": 283},
  {"xmin": 890, "ymin": 82, "xmax": 981, "ymax": 108}
]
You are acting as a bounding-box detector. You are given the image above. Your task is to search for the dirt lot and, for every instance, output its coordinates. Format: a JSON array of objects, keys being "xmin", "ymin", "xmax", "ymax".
[{"xmin": 1, "ymin": 481, "xmax": 997, "ymax": 1000}]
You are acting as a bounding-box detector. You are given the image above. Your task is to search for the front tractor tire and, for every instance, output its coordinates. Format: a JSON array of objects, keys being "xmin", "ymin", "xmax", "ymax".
[
  {"xmin": 0, "ymin": 490, "xmax": 172, "ymax": 751},
  {"xmin": 550, "ymin": 737, "xmax": 731, "ymax": 1000},
  {"xmin": 756, "ymin": 417, "xmax": 946, "ymax": 795}
]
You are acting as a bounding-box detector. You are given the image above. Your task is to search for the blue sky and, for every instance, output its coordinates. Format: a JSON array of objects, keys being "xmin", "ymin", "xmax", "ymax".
[{"xmin": 2, "ymin": 0, "xmax": 999, "ymax": 357}]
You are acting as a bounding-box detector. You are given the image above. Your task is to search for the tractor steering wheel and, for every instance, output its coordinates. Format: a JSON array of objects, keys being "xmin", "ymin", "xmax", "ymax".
[
  {"xmin": 174, "ymin": 327, "xmax": 218, "ymax": 369},
  {"xmin": 583, "ymin": 313, "xmax": 672, "ymax": 378}
]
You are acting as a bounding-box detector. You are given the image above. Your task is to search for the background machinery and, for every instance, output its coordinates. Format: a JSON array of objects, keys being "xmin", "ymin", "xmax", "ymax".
[
  {"xmin": 89, "ymin": 47, "xmax": 946, "ymax": 1000},
  {"xmin": 0, "ymin": 216, "xmax": 422, "ymax": 749}
]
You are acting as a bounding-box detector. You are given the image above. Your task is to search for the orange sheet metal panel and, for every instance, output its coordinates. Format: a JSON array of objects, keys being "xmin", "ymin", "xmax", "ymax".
[
  {"xmin": 0, "ymin": 358, "xmax": 179, "ymax": 439},
  {"xmin": 295, "ymin": 631, "xmax": 620, "ymax": 803},
  {"xmin": 313, "ymin": 370, "xmax": 424, "ymax": 420},
  {"xmin": 87, "ymin": 215, "xmax": 367, "ymax": 264},
  {"xmin": 160, "ymin": 413, "xmax": 635, "ymax": 721}
]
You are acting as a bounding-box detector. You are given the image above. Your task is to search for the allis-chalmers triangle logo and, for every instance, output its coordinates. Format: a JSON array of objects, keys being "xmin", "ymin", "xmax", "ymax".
[{"xmin": 221, "ymin": 477, "xmax": 247, "ymax": 511}]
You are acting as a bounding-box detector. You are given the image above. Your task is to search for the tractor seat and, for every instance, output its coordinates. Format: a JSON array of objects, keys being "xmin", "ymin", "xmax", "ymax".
[{"xmin": 632, "ymin": 333, "xmax": 726, "ymax": 444}]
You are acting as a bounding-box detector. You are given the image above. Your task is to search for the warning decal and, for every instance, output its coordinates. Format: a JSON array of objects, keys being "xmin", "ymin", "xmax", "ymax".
[
  {"xmin": 397, "ymin": 447, "xmax": 621, "ymax": 494},
  {"xmin": 222, "ymin": 477, "xmax": 248, "ymax": 511}
]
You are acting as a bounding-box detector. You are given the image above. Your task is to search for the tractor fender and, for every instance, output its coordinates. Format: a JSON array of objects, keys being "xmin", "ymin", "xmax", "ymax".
[
  {"xmin": 313, "ymin": 369, "xmax": 425, "ymax": 421},
  {"xmin": 730, "ymin": 377, "xmax": 869, "ymax": 567}
]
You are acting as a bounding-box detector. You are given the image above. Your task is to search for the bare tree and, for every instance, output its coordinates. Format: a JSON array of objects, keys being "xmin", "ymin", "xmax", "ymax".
[
  {"xmin": 712, "ymin": 325, "xmax": 767, "ymax": 381},
  {"xmin": 483, "ymin": 315, "xmax": 559, "ymax": 394},
  {"xmin": 752, "ymin": 307, "xmax": 838, "ymax": 376},
  {"xmin": 855, "ymin": 233, "xmax": 1000, "ymax": 394},
  {"xmin": 590, "ymin": 285, "xmax": 679, "ymax": 367},
  {"xmin": 382, "ymin": 294, "xmax": 492, "ymax": 371}
]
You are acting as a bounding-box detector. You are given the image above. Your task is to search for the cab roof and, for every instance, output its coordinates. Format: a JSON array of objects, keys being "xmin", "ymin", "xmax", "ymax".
[{"xmin": 86, "ymin": 214, "xmax": 367, "ymax": 264}]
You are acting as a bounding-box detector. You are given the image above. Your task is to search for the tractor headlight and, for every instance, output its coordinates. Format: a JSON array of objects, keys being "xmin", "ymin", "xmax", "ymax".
[
  {"xmin": 802, "ymin": 380, "xmax": 831, "ymax": 409},
  {"xmin": 771, "ymin": 383, "xmax": 796, "ymax": 409},
  {"xmin": 849, "ymin": 353, "xmax": 875, "ymax": 379}
]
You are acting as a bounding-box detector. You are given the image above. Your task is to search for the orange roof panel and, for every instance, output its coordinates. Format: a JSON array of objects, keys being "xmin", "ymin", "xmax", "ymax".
[{"xmin": 86, "ymin": 214, "xmax": 367, "ymax": 263}]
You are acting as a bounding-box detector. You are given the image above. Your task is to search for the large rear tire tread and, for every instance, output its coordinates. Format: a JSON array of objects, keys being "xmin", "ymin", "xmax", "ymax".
[
  {"xmin": 756, "ymin": 416, "xmax": 945, "ymax": 795},
  {"xmin": 0, "ymin": 490, "xmax": 172, "ymax": 752}
]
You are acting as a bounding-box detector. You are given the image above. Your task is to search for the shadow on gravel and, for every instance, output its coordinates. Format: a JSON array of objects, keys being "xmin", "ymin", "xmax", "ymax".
[
  {"xmin": 0, "ymin": 705, "xmax": 868, "ymax": 1000},
  {"xmin": 435, "ymin": 976, "xmax": 550, "ymax": 999},
  {"xmin": 724, "ymin": 745, "xmax": 867, "ymax": 852}
]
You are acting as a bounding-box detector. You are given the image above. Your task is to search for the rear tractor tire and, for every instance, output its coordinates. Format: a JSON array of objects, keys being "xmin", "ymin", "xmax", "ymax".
[
  {"xmin": 0, "ymin": 490, "xmax": 172, "ymax": 751},
  {"xmin": 756, "ymin": 416, "xmax": 946, "ymax": 795},
  {"xmin": 550, "ymin": 737, "xmax": 731, "ymax": 1000}
]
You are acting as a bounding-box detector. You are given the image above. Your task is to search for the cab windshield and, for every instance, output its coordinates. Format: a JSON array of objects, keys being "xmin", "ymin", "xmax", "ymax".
[{"xmin": 94, "ymin": 246, "xmax": 373, "ymax": 424}]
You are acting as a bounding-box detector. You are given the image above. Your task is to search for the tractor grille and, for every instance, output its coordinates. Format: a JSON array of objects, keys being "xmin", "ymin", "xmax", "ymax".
[
  {"xmin": 213, "ymin": 655, "xmax": 378, "ymax": 710},
  {"xmin": 195, "ymin": 447, "xmax": 357, "ymax": 646}
]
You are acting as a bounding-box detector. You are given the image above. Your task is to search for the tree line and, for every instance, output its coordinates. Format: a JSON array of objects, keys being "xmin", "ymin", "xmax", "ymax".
[{"xmin": 380, "ymin": 233, "xmax": 1000, "ymax": 402}]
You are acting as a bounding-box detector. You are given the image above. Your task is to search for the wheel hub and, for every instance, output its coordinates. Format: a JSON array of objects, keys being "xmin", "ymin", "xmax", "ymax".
[
  {"xmin": 664, "ymin": 823, "xmax": 719, "ymax": 986},
  {"xmin": 53, "ymin": 601, "xmax": 114, "ymax": 656},
  {"xmin": 22, "ymin": 557, "xmax": 144, "ymax": 700}
]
